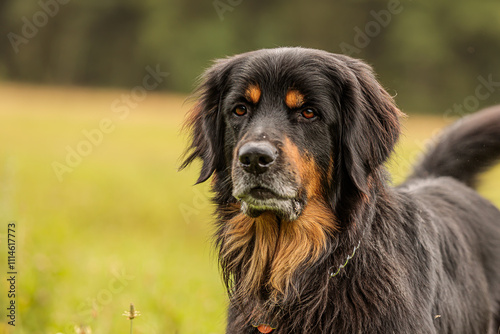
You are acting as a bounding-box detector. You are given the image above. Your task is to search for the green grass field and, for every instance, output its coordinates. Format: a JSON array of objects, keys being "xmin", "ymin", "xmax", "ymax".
[{"xmin": 0, "ymin": 83, "xmax": 499, "ymax": 334}]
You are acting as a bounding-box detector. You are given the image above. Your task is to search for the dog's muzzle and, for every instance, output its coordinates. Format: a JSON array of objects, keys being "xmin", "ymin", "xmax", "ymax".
[{"xmin": 232, "ymin": 140, "xmax": 303, "ymax": 221}]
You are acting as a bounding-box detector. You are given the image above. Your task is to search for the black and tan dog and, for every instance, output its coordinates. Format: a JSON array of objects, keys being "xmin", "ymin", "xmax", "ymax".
[{"xmin": 181, "ymin": 47, "xmax": 500, "ymax": 333}]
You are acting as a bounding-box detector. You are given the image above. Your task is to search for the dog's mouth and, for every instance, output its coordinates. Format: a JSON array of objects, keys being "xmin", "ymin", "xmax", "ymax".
[
  {"xmin": 234, "ymin": 185, "xmax": 303, "ymax": 221},
  {"xmin": 248, "ymin": 187, "xmax": 280, "ymax": 200}
]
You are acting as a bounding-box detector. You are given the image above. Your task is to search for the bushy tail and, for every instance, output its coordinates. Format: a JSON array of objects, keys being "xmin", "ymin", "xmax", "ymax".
[{"xmin": 407, "ymin": 105, "xmax": 500, "ymax": 189}]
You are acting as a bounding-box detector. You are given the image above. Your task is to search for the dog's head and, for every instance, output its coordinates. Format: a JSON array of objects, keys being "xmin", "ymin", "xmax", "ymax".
[{"xmin": 182, "ymin": 47, "xmax": 401, "ymax": 226}]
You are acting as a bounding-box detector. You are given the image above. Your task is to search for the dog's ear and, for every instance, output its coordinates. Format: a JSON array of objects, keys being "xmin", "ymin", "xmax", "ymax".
[
  {"xmin": 329, "ymin": 56, "xmax": 402, "ymax": 219},
  {"xmin": 180, "ymin": 57, "xmax": 238, "ymax": 184},
  {"xmin": 341, "ymin": 58, "xmax": 402, "ymax": 192}
]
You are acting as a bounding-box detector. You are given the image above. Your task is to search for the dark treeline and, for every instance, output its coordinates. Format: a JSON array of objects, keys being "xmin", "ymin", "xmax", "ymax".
[{"xmin": 1, "ymin": 0, "xmax": 500, "ymax": 114}]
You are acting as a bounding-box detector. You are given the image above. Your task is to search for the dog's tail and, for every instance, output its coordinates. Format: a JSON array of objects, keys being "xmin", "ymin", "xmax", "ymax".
[{"xmin": 407, "ymin": 105, "xmax": 500, "ymax": 189}]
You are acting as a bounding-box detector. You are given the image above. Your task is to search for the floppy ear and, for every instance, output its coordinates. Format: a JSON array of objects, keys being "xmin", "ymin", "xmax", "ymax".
[
  {"xmin": 180, "ymin": 57, "xmax": 237, "ymax": 184},
  {"xmin": 341, "ymin": 58, "xmax": 402, "ymax": 193},
  {"xmin": 330, "ymin": 56, "xmax": 402, "ymax": 220}
]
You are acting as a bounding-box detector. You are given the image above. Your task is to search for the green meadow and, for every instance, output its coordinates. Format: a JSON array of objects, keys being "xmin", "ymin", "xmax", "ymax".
[{"xmin": 0, "ymin": 83, "xmax": 499, "ymax": 334}]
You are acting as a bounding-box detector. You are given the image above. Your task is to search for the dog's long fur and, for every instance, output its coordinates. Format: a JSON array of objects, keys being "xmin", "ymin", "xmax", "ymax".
[{"xmin": 181, "ymin": 47, "xmax": 500, "ymax": 333}]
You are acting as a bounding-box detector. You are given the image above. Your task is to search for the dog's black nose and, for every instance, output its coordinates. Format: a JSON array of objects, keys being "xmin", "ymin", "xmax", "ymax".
[{"xmin": 238, "ymin": 142, "xmax": 277, "ymax": 175}]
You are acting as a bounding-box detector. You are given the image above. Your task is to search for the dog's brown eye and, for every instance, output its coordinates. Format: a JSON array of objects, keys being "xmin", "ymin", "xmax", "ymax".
[
  {"xmin": 301, "ymin": 109, "xmax": 316, "ymax": 119},
  {"xmin": 233, "ymin": 105, "xmax": 247, "ymax": 116}
]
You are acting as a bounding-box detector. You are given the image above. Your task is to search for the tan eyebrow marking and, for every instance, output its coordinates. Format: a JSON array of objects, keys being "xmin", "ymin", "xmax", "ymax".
[
  {"xmin": 285, "ymin": 89, "xmax": 306, "ymax": 109},
  {"xmin": 244, "ymin": 84, "xmax": 261, "ymax": 104}
]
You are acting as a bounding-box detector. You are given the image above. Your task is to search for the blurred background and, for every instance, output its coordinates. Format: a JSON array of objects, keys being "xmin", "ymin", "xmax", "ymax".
[
  {"xmin": 2, "ymin": 0, "xmax": 500, "ymax": 111},
  {"xmin": 0, "ymin": 0, "xmax": 499, "ymax": 333}
]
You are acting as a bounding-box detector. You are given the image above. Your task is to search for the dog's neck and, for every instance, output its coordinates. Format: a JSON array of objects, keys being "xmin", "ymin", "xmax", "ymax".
[
  {"xmin": 213, "ymin": 169, "xmax": 389, "ymax": 329},
  {"xmin": 215, "ymin": 195, "xmax": 376, "ymax": 327},
  {"xmin": 218, "ymin": 200, "xmax": 338, "ymax": 300}
]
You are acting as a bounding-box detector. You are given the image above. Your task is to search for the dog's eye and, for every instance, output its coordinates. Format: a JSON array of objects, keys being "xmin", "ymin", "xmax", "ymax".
[
  {"xmin": 233, "ymin": 105, "xmax": 247, "ymax": 116},
  {"xmin": 301, "ymin": 108, "xmax": 317, "ymax": 120}
]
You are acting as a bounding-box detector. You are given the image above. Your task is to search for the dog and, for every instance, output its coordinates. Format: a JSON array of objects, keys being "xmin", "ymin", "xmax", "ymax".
[{"xmin": 180, "ymin": 47, "xmax": 500, "ymax": 333}]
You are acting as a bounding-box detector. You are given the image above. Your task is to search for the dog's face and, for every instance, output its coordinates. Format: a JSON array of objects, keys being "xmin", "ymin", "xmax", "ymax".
[
  {"xmin": 225, "ymin": 64, "xmax": 336, "ymax": 222},
  {"xmin": 182, "ymin": 47, "xmax": 401, "ymax": 225}
]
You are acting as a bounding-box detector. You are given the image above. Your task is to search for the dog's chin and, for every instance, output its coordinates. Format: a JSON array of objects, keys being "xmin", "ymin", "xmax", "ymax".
[
  {"xmin": 233, "ymin": 184, "xmax": 304, "ymax": 221},
  {"xmin": 239, "ymin": 197, "xmax": 303, "ymax": 222}
]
